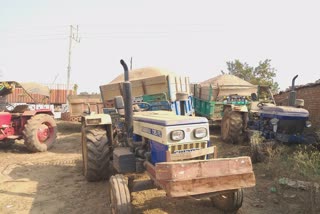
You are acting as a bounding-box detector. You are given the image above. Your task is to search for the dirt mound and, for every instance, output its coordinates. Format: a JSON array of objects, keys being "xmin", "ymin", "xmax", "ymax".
[
  {"xmin": 200, "ymin": 74, "xmax": 254, "ymax": 87},
  {"xmin": 109, "ymin": 67, "xmax": 175, "ymax": 84}
]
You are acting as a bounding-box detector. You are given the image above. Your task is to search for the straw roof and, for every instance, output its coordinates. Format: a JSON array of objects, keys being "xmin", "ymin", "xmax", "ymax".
[
  {"xmin": 109, "ymin": 67, "xmax": 175, "ymax": 84},
  {"xmin": 200, "ymin": 74, "xmax": 254, "ymax": 87}
]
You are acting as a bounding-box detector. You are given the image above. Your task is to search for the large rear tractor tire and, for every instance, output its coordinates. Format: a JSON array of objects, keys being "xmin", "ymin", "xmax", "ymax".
[
  {"xmin": 221, "ymin": 110, "xmax": 244, "ymax": 144},
  {"xmin": 211, "ymin": 189, "xmax": 243, "ymax": 213},
  {"xmin": 110, "ymin": 174, "xmax": 132, "ymax": 214},
  {"xmin": 23, "ymin": 114, "xmax": 57, "ymax": 152},
  {"xmin": 82, "ymin": 126, "xmax": 112, "ymax": 181}
]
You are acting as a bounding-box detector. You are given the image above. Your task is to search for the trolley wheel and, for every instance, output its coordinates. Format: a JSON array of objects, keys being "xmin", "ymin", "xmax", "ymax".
[{"xmin": 211, "ymin": 189, "xmax": 243, "ymax": 213}]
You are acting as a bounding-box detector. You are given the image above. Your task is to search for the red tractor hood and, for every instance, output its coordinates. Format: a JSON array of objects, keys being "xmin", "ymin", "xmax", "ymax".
[{"xmin": 0, "ymin": 112, "xmax": 12, "ymax": 127}]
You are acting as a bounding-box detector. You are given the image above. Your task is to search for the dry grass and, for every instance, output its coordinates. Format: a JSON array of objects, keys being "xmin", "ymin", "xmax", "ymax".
[
  {"xmin": 254, "ymin": 138, "xmax": 320, "ymax": 214},
  {"xmin": 250, "ymin": 130, "xmax": 320, "ymax": 182},
  {"xmin": 289, "ymin": 145, "xmax": 320, "ymax": 180},
  {"xmin": 261, "ymin": 143, "xmax": 320, "ymax": 182}
]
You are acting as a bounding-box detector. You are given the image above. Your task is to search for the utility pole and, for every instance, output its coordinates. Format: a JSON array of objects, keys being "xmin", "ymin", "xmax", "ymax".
[{"xmin": 67, "ymin": 25, "xmax": 80, "ymax": 99}]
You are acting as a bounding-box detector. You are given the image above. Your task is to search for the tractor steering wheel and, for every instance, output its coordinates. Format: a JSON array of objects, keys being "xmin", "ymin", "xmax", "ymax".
[
  {"xmin": 139, "ymin": 102, "xmax": 152, "ymax": 111},
  {"xmin": 133, "ymin": 102, "xmax": 152, "ymax": 112}
]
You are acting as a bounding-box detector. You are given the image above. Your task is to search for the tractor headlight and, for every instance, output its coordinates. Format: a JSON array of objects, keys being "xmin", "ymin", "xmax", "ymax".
[
  {"xmin": 305, "ymin": 120, "xmax": 312, "ymax": 128},
  {"xmin": 194, "ymin": 127, "xmax": 207, "ymax": 138},
  {"xmin": 270, "ymin": 118, "xmax": 279, "ymax": 125},
  {"xmin": 170, "ymin": 130, "xmax": 185, "ymax": 141}
]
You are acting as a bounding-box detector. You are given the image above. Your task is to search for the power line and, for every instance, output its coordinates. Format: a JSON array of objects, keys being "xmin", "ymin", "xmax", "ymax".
[{"xmin": 0, "ymin": 23, "xmax": 220, "ymax": 43}]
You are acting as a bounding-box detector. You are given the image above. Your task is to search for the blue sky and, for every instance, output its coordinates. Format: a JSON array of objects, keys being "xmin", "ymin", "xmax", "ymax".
[{"xmin": 0, "ymin": 0, "xmax": 319, "ymax": 93}]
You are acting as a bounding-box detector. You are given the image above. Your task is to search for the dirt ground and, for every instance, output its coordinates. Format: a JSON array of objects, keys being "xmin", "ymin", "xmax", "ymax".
[{"xmin": 0, "ymin": 121, "xmax": 318, "ymax": 214}]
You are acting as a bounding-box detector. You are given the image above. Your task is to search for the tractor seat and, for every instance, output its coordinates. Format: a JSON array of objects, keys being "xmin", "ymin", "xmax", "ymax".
[
  {"xmin": 117, "ymin": 108, "xmax": 125, "ymax": 116},
  {"xmin": 116, "ymin": 104, "xmax": 145, "ymax": 116}
]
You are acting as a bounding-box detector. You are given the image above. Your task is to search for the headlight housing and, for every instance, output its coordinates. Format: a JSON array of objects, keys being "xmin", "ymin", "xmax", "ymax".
[
  {"xmin": 305, "ymin": 120, "xmax": 312, "ymax": 128},
  {"xmin": 170, "ymin": 130, "xmax": 185, "ymax": 141},
  {"xmin": 194, "ymin": 127, "xmax": 207, "ymax": 138},
  {"xmin": 270, "ymin": 118, "xmax": 279, "ymax": 125}
]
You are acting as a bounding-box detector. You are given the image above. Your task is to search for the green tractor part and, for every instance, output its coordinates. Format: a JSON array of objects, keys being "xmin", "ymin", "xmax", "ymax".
[{"xmin": 192, "ymin": 74, "xmax": 275, "ymax": 144}]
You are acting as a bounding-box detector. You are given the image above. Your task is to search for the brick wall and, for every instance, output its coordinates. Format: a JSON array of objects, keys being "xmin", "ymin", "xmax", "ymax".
[
  {"xmin": 274, "ymin": 84, "xmax": 320, "ymax": 128},
  {"xmin": 5, "ymin": 88, "xmax": 74, "ymax": 105}
]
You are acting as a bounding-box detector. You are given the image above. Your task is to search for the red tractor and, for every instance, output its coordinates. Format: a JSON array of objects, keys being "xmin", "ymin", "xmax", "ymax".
[{"xmin": 0, "ymin": 81, "xmax": 57, "ymax": 152}]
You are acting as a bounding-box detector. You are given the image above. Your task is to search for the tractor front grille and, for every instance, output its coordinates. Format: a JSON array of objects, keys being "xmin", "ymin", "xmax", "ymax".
[
  {"xmin": 168, "ymin": 141, "xmax": 208, "ymax": 160},
  {"xmin": 278, "ymin": 120, "xmax": 305, "ymax": 134}
]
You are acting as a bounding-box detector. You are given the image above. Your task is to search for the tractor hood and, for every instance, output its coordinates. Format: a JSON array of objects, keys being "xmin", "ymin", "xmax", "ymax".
[
  {"xmin": 259, "ymin": 106, "xmax": 309, "ymax": 120},
  {"xmin": 0, "ymin": 81, "xmax": 50, "ymax": 97},
  {"xmin": 0, "ymin": 112, "xmax": 11, "ymax": 126}
]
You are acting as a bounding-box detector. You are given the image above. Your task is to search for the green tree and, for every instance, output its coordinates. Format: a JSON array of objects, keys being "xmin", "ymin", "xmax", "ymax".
[{"xmin": 226, "ymin": 59, "xmax": 279, "ymax": 93}]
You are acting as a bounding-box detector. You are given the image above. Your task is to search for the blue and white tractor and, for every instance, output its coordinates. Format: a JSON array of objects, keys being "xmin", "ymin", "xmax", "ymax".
[
  {"xmin": 248, "ymin": 75, "xmax": 318, "ymax": 144},
  {"xmin": 80, "ymin": 60, "xmax": 256, "ymax": 213}
]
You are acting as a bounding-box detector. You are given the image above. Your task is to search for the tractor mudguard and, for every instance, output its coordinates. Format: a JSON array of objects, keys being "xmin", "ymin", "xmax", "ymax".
[
  {"xmin": 22, "ymin": 109, "xmax": 54, "ymax": 117},
  {"xmin": 82, "ymin": 113, "xmax": 112, "ymax": 126}
]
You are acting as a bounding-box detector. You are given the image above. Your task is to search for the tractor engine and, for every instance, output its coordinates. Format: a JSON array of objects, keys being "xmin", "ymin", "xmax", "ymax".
[
  {"xmin": 132, "ymin": 111, "xmax": 210, "ymax": 165},
  {"xmin": 0, "ymin": 112, "xmax": 14, "ymax": 140},
  {"xmin": 112, "ymin": 111, "xmax": 211, "ymax": 173}
]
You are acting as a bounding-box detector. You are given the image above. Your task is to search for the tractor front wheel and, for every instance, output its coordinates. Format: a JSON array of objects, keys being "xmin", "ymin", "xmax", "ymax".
[
  {"xmin": 110, "ymin": 174, "xmax": 132, "ymax": 214},
  {"xmin": 221, "ymin": 110, "xmax": 244, "ymax": 144},
  {"xmin": 211, "ymin": 189, "xmax": 243, "ymax": 213},
  {"xmin": 23, "ymin": 114, "xmax": 57, "ymax": 152},
  {"xmin": 82, "ymin": 126, "xmax": 112, "ymax": 181}
]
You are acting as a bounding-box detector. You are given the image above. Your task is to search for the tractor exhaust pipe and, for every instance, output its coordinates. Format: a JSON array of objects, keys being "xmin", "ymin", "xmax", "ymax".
[
  {"xmin": 291, "ymin": 75, "xmax": 298, "ymax": 91},
  {"xmin": 121, "ymin": 59, "xmax": 129, "ymax": 82},
  {"xmin": 120, "ymin": 59, "xmax": 133, "ymax": 143},
  {"xmin": 288, "ymin": 75, "xmax": 298, "ymax": 107}
]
